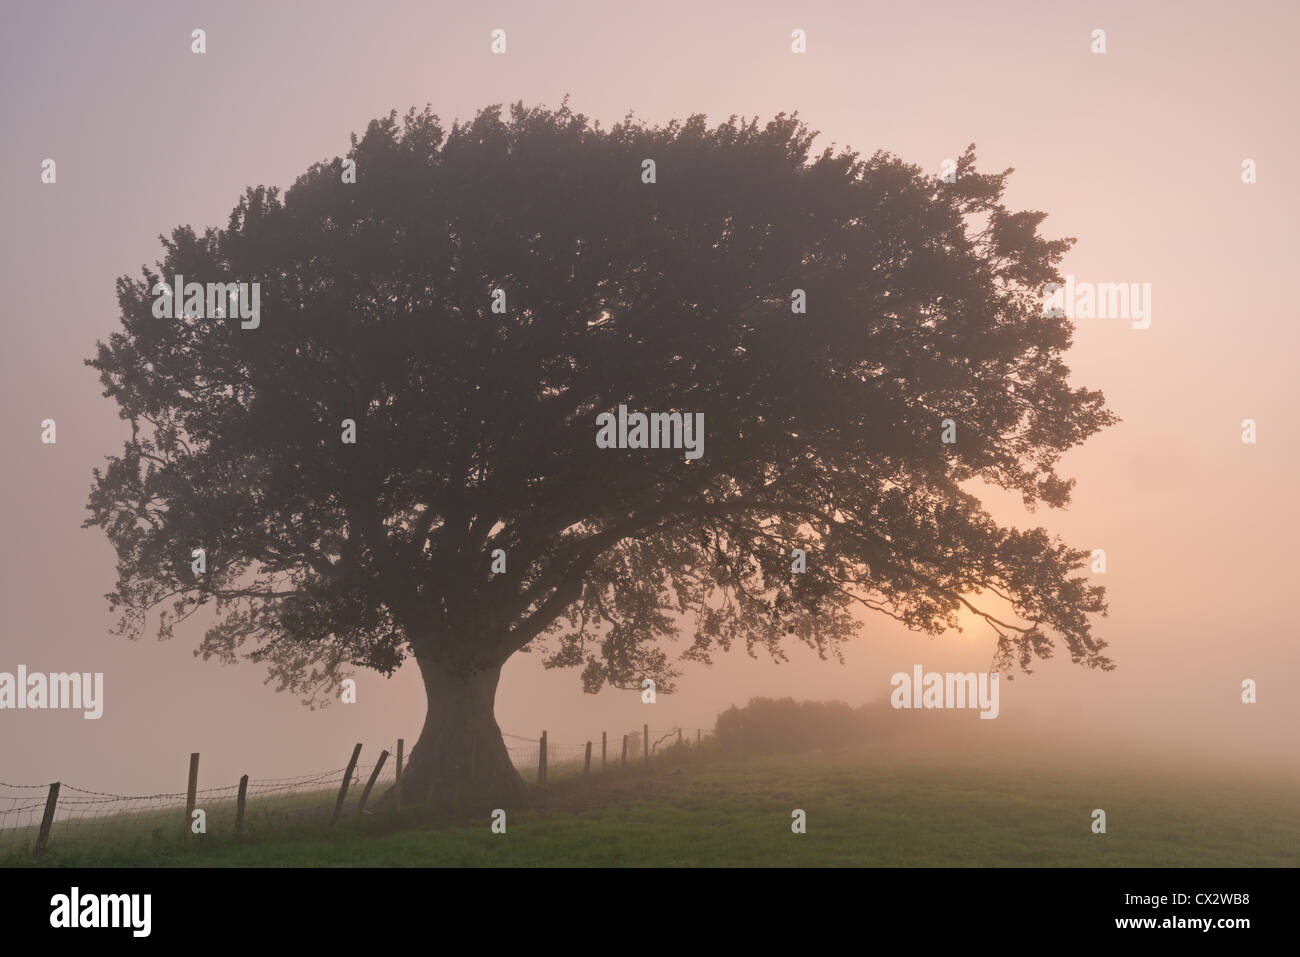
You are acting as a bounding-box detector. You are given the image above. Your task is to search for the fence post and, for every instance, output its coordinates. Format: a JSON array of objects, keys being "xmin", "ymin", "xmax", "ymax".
[
  {"xmin": 357, "ymin": 750, "xmax": 390, "ymax": 818},
  {"xmin": 234, "ymin": 775, "xmax": 248, "ymax": 835},
  {"xmin": 622, "ymin": 734, "xmax": 628, "ymax": 766},
  {"xmin": 601, "ymin": 731, "xmax": 607, "ymax": 771},
  {"xmin": 643, "ymin": 723, "xmax": 649, "ymax": 766},
  {"xmin": 538, "ymin": 731, "xmax": 547, "ymax": 785},
  {"xmin": 184, "ymin": 752, "xmax": 199, "ymax": 839},
  {"xmin": 395, "ymin": 738, "xmax": 404, "ymax": 813},
  {"xmin": 697, "ymin": 729, "xmax": 701, "ymax": 746},
  {"xmin": 34, "ymin": 782, "xmax": 59, "ymax": 858},
  {"xmin": 583, "ymin": 741, "xmax": 592, "ymax": 776},
  {"xmin": 331, "ymin": 743, "xmax": 363, "ymax": 825},
  {"xmin": 678, "ymin": 728, "xmax": 683, "ymax": 747}
]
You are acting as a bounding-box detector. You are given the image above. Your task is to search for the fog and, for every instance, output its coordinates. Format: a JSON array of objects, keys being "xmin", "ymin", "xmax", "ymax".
[{"xmin": 1, "ymin": 0, "xmax": 1295, "ymax": 796}]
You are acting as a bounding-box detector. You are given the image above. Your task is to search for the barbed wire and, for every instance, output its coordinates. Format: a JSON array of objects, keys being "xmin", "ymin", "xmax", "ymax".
[{"xmin": 0, "ymin": 727, "xmax": 714, "ymax": 856}]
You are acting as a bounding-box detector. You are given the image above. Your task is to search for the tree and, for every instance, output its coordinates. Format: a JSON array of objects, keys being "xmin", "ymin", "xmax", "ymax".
[{"xmin": 86, "ymin": 102, "xmax": 1116, "ymax": 808}]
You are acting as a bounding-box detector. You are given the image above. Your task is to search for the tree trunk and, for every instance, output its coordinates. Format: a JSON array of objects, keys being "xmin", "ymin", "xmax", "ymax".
[{"xmin": 389, "ymin": 655, "xmax": 528, "ymax": 812}]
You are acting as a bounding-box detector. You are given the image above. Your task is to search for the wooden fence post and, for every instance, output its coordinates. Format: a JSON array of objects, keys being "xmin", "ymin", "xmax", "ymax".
[
  {"xmin": 583, "ymin": 741, "xmax": 592, "ymax": 776},
  {"xmin": 697, "ymin": 729, "xmax": 701, "ymax": 746},
  {"xmin": 331, "ymin": 743, "xmax": 363, "ymax": 825},
  {"xmin": 356, "ymin": 750, "xmax": 390, "ymax": 818},
  {"xmin": 601, "ymin": 731, "xmax": 607, "ymax": 771},
  {"xmin": 395, "ymin": 738, "xmax": 404, "ymax": 813},
  {"xmin": 677, "ymin": 728, "xmax": 683, "ymax": 747},
  {"xmin": 538, "ymin": 731, "xmax": 547, "ymax": 785},
  {"xmin": 643, "ymin": 723, "xmax": 649, "ymax": 765},
  {"xmin": 621, "ymin": 734, "xmax": 628, "ymax": 766},
  {"xmin": 34, "ymin": 782, "xmax": 59, "ymax": 858},
  {"xmin": 234, "ymin": 775, "xmax": 248, "ymax": 835},
  {"xmin": 184, "ymin": 752, "xmax": 200, "ymax": 839}
]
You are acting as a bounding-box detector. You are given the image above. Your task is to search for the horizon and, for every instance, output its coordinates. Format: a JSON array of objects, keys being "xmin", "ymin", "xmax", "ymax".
[{"xmin": 1, "ymin": 0, "xmax": 1296, "ymax": 800}]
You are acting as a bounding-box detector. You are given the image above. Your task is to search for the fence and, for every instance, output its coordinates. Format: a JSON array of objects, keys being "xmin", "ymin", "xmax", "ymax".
[{"xmin": 1, "ymin": 725, "xmax": 712, "ymax": 858}]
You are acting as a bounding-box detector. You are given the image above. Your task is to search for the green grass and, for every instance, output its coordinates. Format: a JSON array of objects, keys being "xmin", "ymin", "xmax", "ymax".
[
  {"xmin": 0, "ymin": 779, "xmax": 371, "ymax": 853},
  {"xmin": 8, "ymin": 748, "xmax": 1298, "ymax": 867}
]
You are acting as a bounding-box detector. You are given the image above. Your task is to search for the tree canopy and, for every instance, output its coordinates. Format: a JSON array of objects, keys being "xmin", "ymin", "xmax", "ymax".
[{"xmin": 87, "ymin": 101, "xmax": 1115, "ymax": 800}]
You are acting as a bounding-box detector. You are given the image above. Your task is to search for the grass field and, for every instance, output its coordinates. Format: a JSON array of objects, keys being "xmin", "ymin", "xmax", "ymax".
[{"xmin": 8, "ymin": 744, "xmax": 1297, "ymax": 867}]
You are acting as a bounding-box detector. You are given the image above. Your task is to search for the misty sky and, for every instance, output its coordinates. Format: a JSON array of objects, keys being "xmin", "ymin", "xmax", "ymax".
[{"xmin": 1, "ymin": 0, "xmax": 1296, "ymax": 795}]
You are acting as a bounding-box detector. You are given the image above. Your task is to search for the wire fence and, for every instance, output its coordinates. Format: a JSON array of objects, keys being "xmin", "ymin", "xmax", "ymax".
[{"xmin": 1, "ymin": 725, "xmax": 712, "ymax": 858}]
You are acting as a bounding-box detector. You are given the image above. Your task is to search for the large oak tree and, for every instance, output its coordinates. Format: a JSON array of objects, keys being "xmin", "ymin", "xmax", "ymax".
[{"xmin": 87, "ymin": 102, "xmax": 1116, "ymax": 807}]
